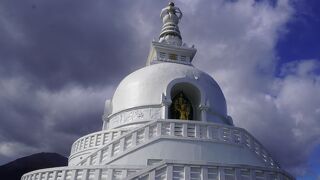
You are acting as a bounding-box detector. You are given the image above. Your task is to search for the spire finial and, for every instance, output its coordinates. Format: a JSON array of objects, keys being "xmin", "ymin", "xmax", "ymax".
[{"xmin": 159, "ymin": 2, "xmax": 183, "ymax": 46}]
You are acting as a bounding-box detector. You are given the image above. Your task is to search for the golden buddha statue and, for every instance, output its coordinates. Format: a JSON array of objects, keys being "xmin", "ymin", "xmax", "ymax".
[{"xmin": 174, "ymin": 93, "xmax": 191, "ymax": 120}]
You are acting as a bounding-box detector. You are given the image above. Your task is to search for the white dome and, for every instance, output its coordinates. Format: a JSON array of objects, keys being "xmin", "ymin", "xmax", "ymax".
[{"xmin": 109, "ymin": 63, "xmax": 227, "ymax": 125}]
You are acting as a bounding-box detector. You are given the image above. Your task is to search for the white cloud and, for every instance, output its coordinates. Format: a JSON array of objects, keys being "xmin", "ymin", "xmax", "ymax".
[
  {"xmin": 225, "ymin": 60, "xmax": 320, "ymax": 175},
  {"xmin": 163, "ymin": 0, "xmax": 319, "ymax": 176},
  {"xmin": 37, "ymin": 84, "xmax": 114, "ymax": 128}
]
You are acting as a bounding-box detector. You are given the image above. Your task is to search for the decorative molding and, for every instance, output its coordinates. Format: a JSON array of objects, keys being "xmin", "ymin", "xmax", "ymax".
[{"xmin": 109, "ymin": 107, "xmax": 162, "ymax": 129}]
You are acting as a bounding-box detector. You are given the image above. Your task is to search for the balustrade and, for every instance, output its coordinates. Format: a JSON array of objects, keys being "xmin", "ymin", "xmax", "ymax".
[
  {"xmin": 24, "ymin": 120, "xmax": 281, "ymax": 180},
  {"xmin": 127, "ymin": 161, "xmax": 293, "ymax": 180},
  {"xmin": 69, "ymin": 129, "xmax": 128, "ymax": 165},
  {"xmin": 75, "ymin": 120, "xmax": 278, "ymax": 169},
  {"xmin": 21, "ymin": 166, "xmax": 141, "ymax": 180}
]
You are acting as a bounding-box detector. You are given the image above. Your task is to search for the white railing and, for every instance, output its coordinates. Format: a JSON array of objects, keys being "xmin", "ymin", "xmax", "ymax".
[
  {"xmin": 76, "ymin": 120, "xmax": 279, "ymax": 169},
  {"xmin": 127, "ymin": 160, "xmax": 294, "ymax": 180},
  {"xmin": 20, "ymin": 161, "xmax": 293, "ymax": 180},
  {"xmin": 70, "ymin": 130, "xmax": 128, "ymax": 155},
  {"xmin": 21, "ymin": 165, "xmax": 142, "ymax": 180},
  {"xmin": 69, "ymin": 129, "xmax": 128, "ymax": 164}
]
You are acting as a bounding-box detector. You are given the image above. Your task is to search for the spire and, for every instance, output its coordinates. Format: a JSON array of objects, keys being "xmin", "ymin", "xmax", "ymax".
[
  {"xmin": 146, "ymin": 2, "xmax": 196, "ymax": 66},
  {"xmin": 159, "ymin": 2, "xmax": 183, "ymax": 46}
]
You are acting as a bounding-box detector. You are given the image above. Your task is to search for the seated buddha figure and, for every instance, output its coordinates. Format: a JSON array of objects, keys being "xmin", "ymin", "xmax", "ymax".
[{"xmin": 173, "ymin": 92, "xmax": 192, "ymax": 120}]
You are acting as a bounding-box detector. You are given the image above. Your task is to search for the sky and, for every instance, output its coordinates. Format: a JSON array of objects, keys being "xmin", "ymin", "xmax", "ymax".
[{"xmin": 0, "ymin": 0, "xmax": 319, "ymax": 179}]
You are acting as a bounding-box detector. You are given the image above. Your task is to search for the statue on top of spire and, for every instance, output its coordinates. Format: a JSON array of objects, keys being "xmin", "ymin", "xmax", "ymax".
[
  {"xmin": 160, "ymin": 2, "xmax": 183, "ymax": 25},
  {"xmin": 159, "ymin": 2, "xmax": 183, "ymax": 46}
]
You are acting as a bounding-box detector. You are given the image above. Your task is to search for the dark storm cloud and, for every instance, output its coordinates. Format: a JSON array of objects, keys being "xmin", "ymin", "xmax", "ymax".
[
  {"xmin": 0, "ymin": 0, "xmax": 163, "ymax": 90},
  {"xmin": 0, "ymin": 0, "xmax": 169, "ymax": 163},
  {"xmin": 0, "ymin": 78, "xmax": 111, "ymax": 161},
  {"xmin": 0, "ymin": 80, "xmax": 44, "ymax": 146}
]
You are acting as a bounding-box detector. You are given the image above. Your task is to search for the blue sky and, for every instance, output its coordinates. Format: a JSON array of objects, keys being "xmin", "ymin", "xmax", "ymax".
[
  {"xmin": 0, "ymin": 0, "xmax": 319, "ymax": 179},
  {"xmin": 276, "ymin": 0, "xmax": 320, "ymax": 64},
  {"xmin": 299, "ymin": 145, "xmax": 320, "ymax": 179},
  {"xmin": 274, "ymin": 1, "xmax": 320, "ymax": 179}
]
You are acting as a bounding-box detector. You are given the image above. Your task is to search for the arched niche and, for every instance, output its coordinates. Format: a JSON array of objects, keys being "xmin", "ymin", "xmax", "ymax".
[{"xmin": 168, "ymin": 82, "xmax": 201, "ymax": 121}]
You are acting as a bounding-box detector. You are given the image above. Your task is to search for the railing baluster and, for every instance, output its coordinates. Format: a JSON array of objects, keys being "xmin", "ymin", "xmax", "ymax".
[
  {"xmin": 60, "ymin": 170, "xmax": 66, "ymax": 180},
  {"xmin": 36, "ymin": 173, "xmax": 41, "ymax": 180},
  {"xmin": 108, "ymin": 144, "xmax": 114, "ymax": 159},
  {"xmin": 119, "ymin": 138, "xmax": 125, "ymax": 153},
  {"xmin": 94, "ymin": 134, "xmax": 98, "ymax": 146},
  {"xmin": 182, "ymin": 123, "xmax": 187, "ymax": 137},
  {"xmin": 250, "ymin": 169, "xmax": 256, "ymax": 180},
  {"xmin": 96, "ymin": 150, "xmax": 102, "ymax": 165},
  {"xmin": 195, "ymin": 124, "xmax": 200, "ymax": 138},
  {"xmin": 207, "ymin": 126, "xmax": 213, "ymax": 140},
  {"xmin": 184, "ymin": 166, "xmax": 190, "ymax": 180},
  {"xmin": 43, "ymin": 172, "xmax": 49, "ymax": 180},
  {"xmin": 107, "ymin": 169, "xmax": 113, "ymax": 180},
  {"xmin": 80, "ymin": 169, "xmax": 88, "ymax": 180},
  {"xmin": 101, "ymin": 148, "xmax": 108, "ymax": 162},
  {"xmin": 218, "ymin": 167, "xmax": 225, "ymax": 180},
  {"xmin": 102, "ymin": 132, "xmax": 107, "ymax": 145},
  {"xmin": 166, "ymin": 165, "xmax": 173, "ymax": 180},
  {"xmin": 149, "ymin": 170, "xmax": 156, "ymax": 180},
  {"xmin": 156, "ymin": 122, "xmax": 162, "ymax": 136},
  {"xmin": 122, "ymin": 169, "xmax": 128, "ymax": 179},
  {"xmin": 70, "ymin": 170, "xmax": 76, "ymax": 180},
  {"xmin": 52, "ymin": 171, "xmax": 57, "ymax": 180},
  {"xmin": 202, "ymin": 166, "xmax": 208, "ymax": 180},
  {"xmin": 170, "ymin": 122, "xmax": 175, "ymax": 136},
  {"xmin": 94, "ymin": 169, "xmax": 101, "ymax": 180},
  {"xmin": 144, "ymin": 126, "xmax": 150, "ymax": 141},
  {"xmin": 132, "ymin": 131, "xmax": 137, "ymax": 147}
]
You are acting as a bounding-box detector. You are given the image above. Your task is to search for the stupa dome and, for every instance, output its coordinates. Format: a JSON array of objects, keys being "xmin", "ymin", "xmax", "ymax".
[
  {"xmin": 104, "ymin": 62, "xmax": 229, "ymax": 130},
  {"xmin": 112, "ymin": 62, "xmax": 227, "ymax": 115}
]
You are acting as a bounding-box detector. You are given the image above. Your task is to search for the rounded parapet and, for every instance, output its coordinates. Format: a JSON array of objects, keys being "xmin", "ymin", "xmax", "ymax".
[
  {"xmin": 69, "ymin": 129, "xmax": 127, "ymax": 165},
  {"xmin": 128, "ymin": 161, "xmax": 294, "ymax": 180},
  {"xmin": 21, "ymin": 165, "xmax": 143, "ymax": 180},
  {"xmin": 21, "ymin": 160, "xmax": 294, "ymax": 180},
  {"xmin": 76, "ymin": 119, "xmax": 279, "ymax": 169}
]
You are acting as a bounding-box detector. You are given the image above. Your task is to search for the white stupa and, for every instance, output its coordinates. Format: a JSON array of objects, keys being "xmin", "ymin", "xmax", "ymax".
[{"xmin": 21, "ymin": 3, "xmax": 294, "ymax": 180}]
